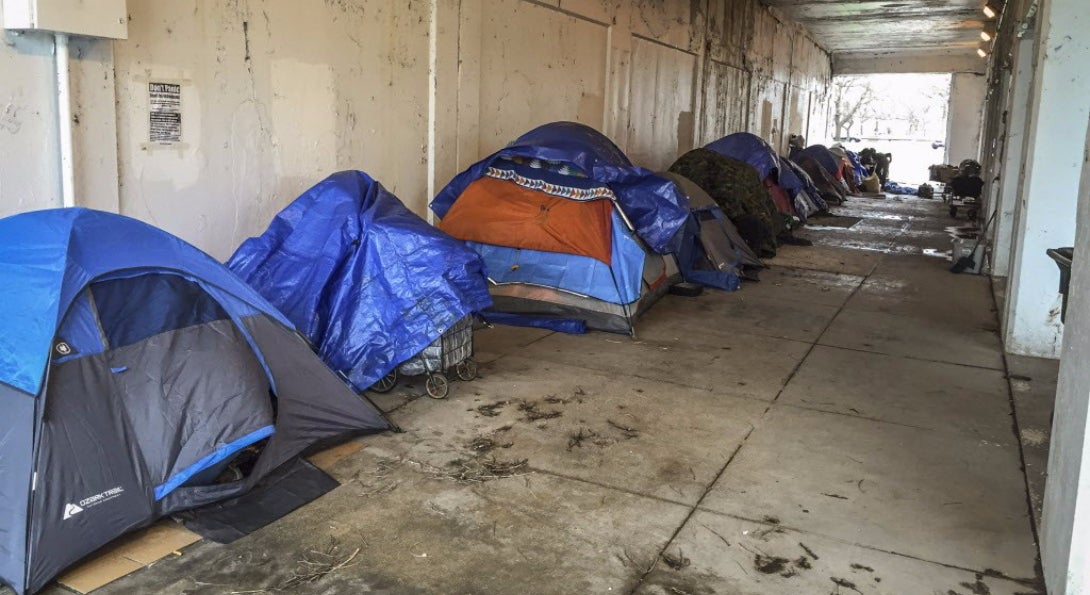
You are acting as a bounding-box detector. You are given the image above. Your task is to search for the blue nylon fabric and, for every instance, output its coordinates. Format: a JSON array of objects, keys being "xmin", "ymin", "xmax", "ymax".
[
  {"xmin": 466, "ymin": 240, "xmax": 619, "ymax": 298},
  {"xmin": 154, "ymin": 424, "xmax": 275, "ymax": 500},
  {"xmin": 228, "ymin": 170, "xmax": 492, "ymax": 393},
  {"xmin": 467, "ymin": 212, "xmax": 646, "ymax": 305},
  {"xmin": 0, "ymin": 208, "xmax": 293, "ymax": 396},
  {"xmin": 704, "ymin": 133, "xmax": 781, "ymax": 182},
  {"xmin": 431, "ymin": 121, "xmax": 689, "ymax": 254},
  {"xmin": 675, "ymin": 216, "xmax": 742, "ymax": 292},
  {"xmin": 883, "ymin": 181, "xmax": 919, "ymax": 195},
  {"xmin": 468, "ymin": 240, "xmax": 644, "ymax": 305},
  {"xmin": 481, "ymin": 312, "xmax": 588, "ymax": 334},
  {"xmin": 92, "ymin": 274, "xmax": 230, "ymax": 350}
]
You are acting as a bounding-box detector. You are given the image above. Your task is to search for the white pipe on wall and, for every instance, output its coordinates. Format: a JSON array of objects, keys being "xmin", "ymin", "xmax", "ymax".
[{"xmin": 54, "ymin": 32, "xmax": 75, "ymax": 208}]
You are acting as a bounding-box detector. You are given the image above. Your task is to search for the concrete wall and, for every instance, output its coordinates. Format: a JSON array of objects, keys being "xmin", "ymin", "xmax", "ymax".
[
  {"xmin": 112, "ymin": 1, "xmax": 432, "ymax": 259},
  {"xmin": 945, "ymin": 72, "xmax": 987, "ymax": 164},
  {"xmin": 1041, "ymin": 115, "xmax": 1090, "ymax": 595},
  {"xmin": 998, "ymin": 0, "xmax": 1089, "ymax": 359},
  {"xmin": 0, "ymin": 24, "xmax": 118, "ymax": 215},
  {"xmin": 0, "ymin": 0, "xmax": 831, "ymax": 260}
]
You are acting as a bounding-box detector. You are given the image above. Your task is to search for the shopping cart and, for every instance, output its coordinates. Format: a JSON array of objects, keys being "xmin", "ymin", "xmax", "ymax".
[
  {"xmin": 943, "ymin": 160, "xmax": 984, "ymax": 219},
  {"xmin": 369, "ymin": 315, "xmax": 479, "ymax": 399}
]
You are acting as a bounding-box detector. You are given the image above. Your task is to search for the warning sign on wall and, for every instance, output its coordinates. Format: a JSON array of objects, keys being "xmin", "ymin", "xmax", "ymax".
[{"xmin": 149, "ymin": 82, "xmax": 182, "ymax": 144}]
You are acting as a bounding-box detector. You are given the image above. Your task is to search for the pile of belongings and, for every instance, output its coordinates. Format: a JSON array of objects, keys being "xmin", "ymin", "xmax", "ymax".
[
  {"xmin": 432, "ymin": 121, "xmax": 689, "ymax": 335},
  {"xmin": 947, "ymin": 159, "xmax": 984, "ymax": 199},
  {"xmin": 929, "ymin": 163, "xmax": 961, "ymax": 184},
  {"xmin": 229, "ymin": 171, "xmax": 493, "ymax": 393},
  {"xmin": 0, "ymin": 208, "xmax": 393, "ymax": 595},
  {"xmin": 828, "ymin": 145, "xmax": 865, "ymax": 194},
  {"xmin": 858, "ymin": 148, "xmax": 892, "ymax": 186}
]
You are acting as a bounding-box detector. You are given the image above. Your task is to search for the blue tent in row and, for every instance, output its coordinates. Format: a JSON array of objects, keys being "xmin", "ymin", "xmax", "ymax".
[
  {"xmin": 432, "ymin": 122, "xmax": 688, "ymax": 334},
  {"xmin": 0, "ymin": 208, "xmax": 392, "ymax": 595},
  {"xmin": 228, "ymin": 171, "xmax": 493, "ymax": 393}
]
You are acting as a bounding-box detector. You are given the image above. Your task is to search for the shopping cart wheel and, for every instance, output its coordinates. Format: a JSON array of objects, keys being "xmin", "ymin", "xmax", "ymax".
[
  {"xmin": 456, "ymin": 358, "xmax": 479, "ymax": 382},
  {"xmin": 425, "ymin": 373, "xmax": 450, "ymax": 399},
  {"xmin": 369, "ymin": 370, "xmax": 399, "ymax": 393}
]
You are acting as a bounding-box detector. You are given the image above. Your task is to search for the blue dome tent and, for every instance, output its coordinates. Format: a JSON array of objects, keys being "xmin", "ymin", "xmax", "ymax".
[
  {"xmin": 431, "ymin": 122, "xmax": 688, "ymax": 335},
  {"xmin": 0, "ymin": 208, "xmax": 392, "ymax": 595}
]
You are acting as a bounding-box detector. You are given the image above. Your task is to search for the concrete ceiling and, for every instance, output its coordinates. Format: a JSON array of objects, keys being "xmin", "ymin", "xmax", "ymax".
[{"xmin": 762, "ymin": 0, "xmax": 989, "ymax": 58}]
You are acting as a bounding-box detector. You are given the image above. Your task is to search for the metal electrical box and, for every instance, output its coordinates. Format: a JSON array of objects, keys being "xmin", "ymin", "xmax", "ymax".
[{"xmin": 3, "ymin": 0, "xmax": 128, "ymax": 39}]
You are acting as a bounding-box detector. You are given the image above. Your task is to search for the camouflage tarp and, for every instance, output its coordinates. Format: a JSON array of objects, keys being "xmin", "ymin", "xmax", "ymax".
[{"xmin": 668, "ymin": 148, "xmax": 783, "ymax": 257}]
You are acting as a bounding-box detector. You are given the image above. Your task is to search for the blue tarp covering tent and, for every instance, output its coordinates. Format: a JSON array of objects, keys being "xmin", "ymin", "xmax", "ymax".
[
  {"xmin": 432, "ymin": 121, "xmax": 689, "ymax": 255},
  {"xmin": 229, "ymin": 170, "xmax": 492, "ymax": 393},
  {"xmin": 704, "ymin": 133, "xmax": 781, "ymax": 182},
  {"xmin": 0, "ymin": 208, "xmax": 392, "ymax": 595},
  {"xmin": 432, "ymin": 122, "xmax": 684, "ymax": 334}
]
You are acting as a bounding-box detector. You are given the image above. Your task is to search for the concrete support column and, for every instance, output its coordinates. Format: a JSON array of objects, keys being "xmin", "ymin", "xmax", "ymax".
[
  {"xmin": 453, "ymin": 0, "xmax": 482, "ymax": 171},
  {"xmin": 1003, "ymin": 0, "xmax": 1090, "ymax": 358},
  {"xmin": 1042, "ymin": 115, "xmax": 1090, "ymax": 595},
  {"xmin": 945, "ymin": 72, "xmax": 987, "ymax": 164},
  {"xmin": 426, "ymin": 0, "xmax": 462, "ymax": 222},
  {"xmin": 992, "ymin": 37, "xmax": 1036, "ymax": 279}
]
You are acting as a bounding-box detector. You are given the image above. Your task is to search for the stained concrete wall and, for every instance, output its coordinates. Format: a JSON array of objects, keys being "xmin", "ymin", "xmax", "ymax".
[
  {"xmin": 0, "ymin": 0, "xmax": 831, "ymax": 259},
  {"xmin": 111, "ymin": 1, "xmax": 432, "ymax": 259},
  {"xmin": 0, "ymin": 20, "xmax": 119, "ymax": 216},
  {"xmin": 1041, "ymin": 114, "xmax": 1090, "ymax": 595}
]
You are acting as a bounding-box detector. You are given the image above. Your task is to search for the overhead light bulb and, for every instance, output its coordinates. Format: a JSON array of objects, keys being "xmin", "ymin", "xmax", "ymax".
[
  {"xmin": 980, "ymin": 30, "xmax": 992, "ymax": 41},
  {"xmin": 983, "ymin": 3, "xmax": 997, "ymax": 18},
  {"xmin": 978, "ymin": 47, "xmax": 989, "ymax": 58}
]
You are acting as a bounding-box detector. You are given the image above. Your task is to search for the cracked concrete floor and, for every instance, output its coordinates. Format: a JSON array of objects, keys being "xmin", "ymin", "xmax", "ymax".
[{"xmin": 44, "ymin": 195, "xmax": 1046, "ymax": 595}]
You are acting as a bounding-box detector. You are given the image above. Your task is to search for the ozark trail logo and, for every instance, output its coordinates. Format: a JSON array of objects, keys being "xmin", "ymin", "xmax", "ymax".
[{"xmin": 62, "ymin": 486, "xmax": 125, "ymax": 521}]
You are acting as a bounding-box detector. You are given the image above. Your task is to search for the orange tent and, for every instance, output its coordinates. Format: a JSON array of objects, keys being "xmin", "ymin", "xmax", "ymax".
[{"xmin": 438, "ymin": 176, "xmax": 615, "ymax": 265}]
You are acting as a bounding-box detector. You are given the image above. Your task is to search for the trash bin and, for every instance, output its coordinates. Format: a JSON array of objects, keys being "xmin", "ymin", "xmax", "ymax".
[{"xmin": 1047, "ymin": 247, "xmax": 1074, "ymax": 322}]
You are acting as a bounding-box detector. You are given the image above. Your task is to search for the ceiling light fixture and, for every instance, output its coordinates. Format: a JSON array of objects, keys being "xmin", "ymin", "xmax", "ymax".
[
  {"xmin": 983, "ymin": 2, "xmax": 998, "ymax": 18},
  {"xmin": 978, "ymin": 47, "xmax": 989, "ymax": 58},
  {"xmin": 981, "ymin": 22, "xmax": 997, "ymax": 41}
]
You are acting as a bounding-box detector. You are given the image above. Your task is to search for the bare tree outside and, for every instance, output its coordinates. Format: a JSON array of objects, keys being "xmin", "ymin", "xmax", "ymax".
[
  {"xmin": 832, "ymin": 76, "xmax": 875, "ymax": 140},
  {"xmin": 822, "ymin": 74, "xmax": 952, "ymax": 182}
]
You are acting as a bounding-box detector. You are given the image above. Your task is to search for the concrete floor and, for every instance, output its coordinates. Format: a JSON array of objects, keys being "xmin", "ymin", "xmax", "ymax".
[{"xmin": 47, "ymin": 195, "xmax": 1051, "ymax": 594}]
